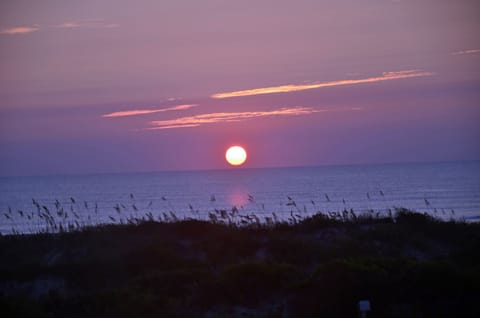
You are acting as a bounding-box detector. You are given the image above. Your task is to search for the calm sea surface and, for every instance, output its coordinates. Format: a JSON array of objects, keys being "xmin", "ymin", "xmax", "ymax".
[{"xmin": 1, "ymin": 161, "xmax": 479, "ymax": 234}]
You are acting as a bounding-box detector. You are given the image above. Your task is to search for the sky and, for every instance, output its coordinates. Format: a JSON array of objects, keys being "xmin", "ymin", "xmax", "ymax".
[{"xmin": 0, "ymin": 0, "xmax": 479, "ymax": 176}]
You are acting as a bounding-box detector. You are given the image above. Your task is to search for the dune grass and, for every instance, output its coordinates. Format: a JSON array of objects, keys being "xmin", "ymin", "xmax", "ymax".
[{"xmin": 0, "ymin": 209, "xmax": 479, "ymax": 317}]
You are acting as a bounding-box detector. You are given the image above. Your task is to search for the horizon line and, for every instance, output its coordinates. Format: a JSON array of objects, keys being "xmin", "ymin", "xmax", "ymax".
[{"xmin": 1, "ymin": 159, "xmax": 478, "ymax": 179}]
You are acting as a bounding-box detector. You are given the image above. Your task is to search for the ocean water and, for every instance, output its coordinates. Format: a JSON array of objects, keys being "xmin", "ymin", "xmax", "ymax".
[{"xmin": 1, "ymin": 161, "xmax": 479, "ymax": 234}]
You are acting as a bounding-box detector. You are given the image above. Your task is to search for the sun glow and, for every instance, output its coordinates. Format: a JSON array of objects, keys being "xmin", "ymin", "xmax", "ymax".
[{"xmin": 225, "ymin": 146, "xmax": 247, "ymax": 166}]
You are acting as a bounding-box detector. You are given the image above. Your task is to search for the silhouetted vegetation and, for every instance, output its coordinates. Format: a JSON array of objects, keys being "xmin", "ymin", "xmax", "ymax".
[{"xmin": 0, "ymin": 209, "xmax": 479, "ymax": 317}]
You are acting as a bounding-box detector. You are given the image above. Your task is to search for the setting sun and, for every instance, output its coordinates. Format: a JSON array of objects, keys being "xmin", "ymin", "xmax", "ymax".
[{"xmin": 225, "ymin": 146, "xmax": 247, "ymax": 166}]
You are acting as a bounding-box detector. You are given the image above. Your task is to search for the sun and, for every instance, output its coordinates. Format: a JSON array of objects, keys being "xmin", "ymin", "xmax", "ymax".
[{"xmin": 225, "ymin": 146, "xmax": 247, "ymax": 166}]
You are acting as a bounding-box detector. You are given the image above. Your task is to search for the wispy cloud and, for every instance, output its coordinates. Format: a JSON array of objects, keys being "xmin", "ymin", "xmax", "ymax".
[
  {"xmin": 0, "ymin": 26, "xmax": 39, "ymax": 35},
  {"xmin": 1, "ymin": 20, "xmax": 118, "ymax": 36},
  {"xmin": 452, "ymin": 49, "xmax": 480, "ymax": 55},
  {"xmin": 102, "ymin": 104, "xmax": 197, "ymax": 118},
  {"xmin": 55, "ymin": 21, "xmax": 119, "ymax": 29},
  {"xmin": 211, "ymin": 70, "xmax": 433, "ymax": 99},
  {"xmin": 148, "ymin": 106, "xmax": 322, "ymax": 130}
]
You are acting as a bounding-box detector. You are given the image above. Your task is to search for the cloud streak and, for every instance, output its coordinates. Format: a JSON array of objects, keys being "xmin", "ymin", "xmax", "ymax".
[
  {"xmin": 102, "ymin": 104, "xmax": 197, "ymax": 118},
  {"xmin": 0, "ymin": 26, "xmax": 39, "ymax": 35},
  {"xmin": 211, "ymin": 70, "xmax": 433, "ymax": 99},
  {"xmin": 55, "ymin": 21, "xmax": 119, "ymax": 29},
  {"xmin": 148, "ymin": 106, "xmax": 322, "ymax": 130},
  {"xmin": 452, "ymin": 49, "xmax": 480, "ymax": 55},
  {"xmin": 1, "ymin": 20, "xmax": 118, "ymax": 36}
]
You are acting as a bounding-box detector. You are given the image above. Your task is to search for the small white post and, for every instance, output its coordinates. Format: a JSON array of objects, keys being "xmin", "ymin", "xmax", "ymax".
[{"xmin": 358, "ymin": 300, "xmax": 371, "ymax": 318}]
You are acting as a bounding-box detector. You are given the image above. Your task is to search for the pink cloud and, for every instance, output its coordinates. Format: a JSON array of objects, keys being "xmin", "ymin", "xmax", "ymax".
[
  {"xmin": 102, "ymin": 104, "xmax": 197, "ymax": 118},
  {"xmin": 0, "ymin": 20, "xmax": 119, "ymax": 36},
  {"xmin": 211, "ymin": 70, "xmax": 433, "ymax": 99},
  {"xmin": 148, "ymin": 106, "xmax": 323, "ymax": 130},
  {"xmin": 0, "ymin": 26, "xmax": 39, "ymax": 35},
  {"xmin": 56, "ymin": 21, "xmax": 120, "ymax": 29},
  {"xmin": 452, "ymin": 49, "xmax": 480, "ymax": 55}
]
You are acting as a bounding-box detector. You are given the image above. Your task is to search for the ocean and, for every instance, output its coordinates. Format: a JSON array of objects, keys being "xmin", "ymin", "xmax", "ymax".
[{"xmin": 1, "ymin": 161, "xmax": 479, "ymax": 234}]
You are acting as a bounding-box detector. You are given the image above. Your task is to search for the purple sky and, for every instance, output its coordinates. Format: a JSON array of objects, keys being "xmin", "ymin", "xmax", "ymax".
[{"xmin": 0, "ymin": 0, "xmax": 479, "ymax": 176}]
